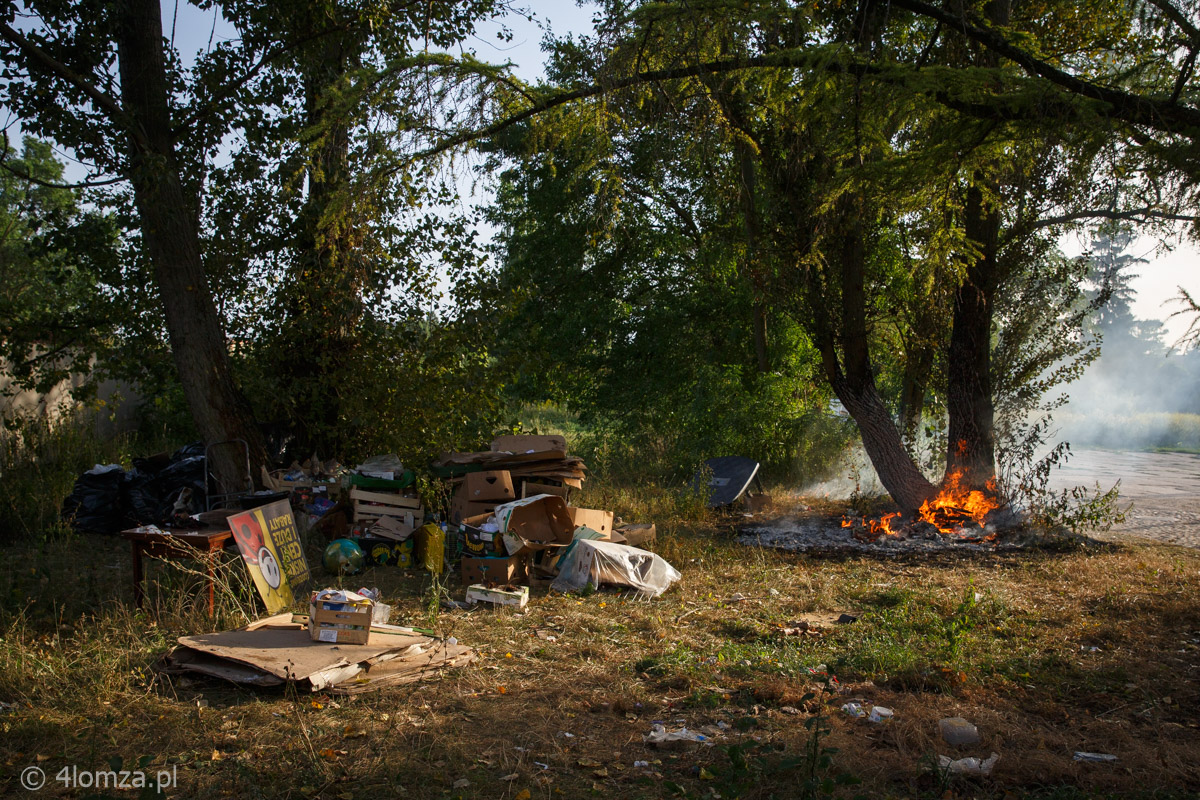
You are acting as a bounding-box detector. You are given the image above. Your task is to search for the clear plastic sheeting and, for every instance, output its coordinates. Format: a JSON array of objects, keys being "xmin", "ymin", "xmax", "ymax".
[{"xmin": 551, "ymin": 539, "xmax": 681, "ymax": 597}]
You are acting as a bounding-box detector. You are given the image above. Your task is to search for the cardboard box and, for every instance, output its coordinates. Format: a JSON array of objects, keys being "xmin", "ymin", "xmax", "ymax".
[
  {"xmin": 567, "ymin": 507, "xmax": 614, "ymax": 537},
  {"xmin": 309, "ymin": 592, "xmax": 373, "ymax": 645},
  {"xmin": 521, "ymin": 480, "xmax": 570, "ymax": 499},
  {"xmin": 616, "ymin": 523, "xmax": 657, "ymax": 548},
  {"xmin": 461, "ymin": 554, "xmax": 526, "ymax": 586},
  {"xmin": 494, "ymin": 495, "xmax": 576, "ymax": 555},
  {"xmin": 463, "ymin": 470, "xmax": 516, "ymax": 502},
  {"xmin": 459, "ymin": 513, "xmax": 503, "ymax": 556},
  {"xmin": 450, "ymin": 496, "xmax": 498, "ymax": 524},
  {"xmin": 490, "ymin": 434, "xmax": 567, "ymax": 454},
  {"xmin": 466, "ymin": 583, "xmax": 529, "ymax": 609},
  {"xmin": 365, "ymin": 514, "xmax": 414, "ymax": 542}
]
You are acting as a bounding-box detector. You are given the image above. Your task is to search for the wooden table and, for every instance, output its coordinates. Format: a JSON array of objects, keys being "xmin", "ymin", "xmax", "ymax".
[{"xmin": 121, "ymin": 527, "xmax": 233, "ymax": 615}]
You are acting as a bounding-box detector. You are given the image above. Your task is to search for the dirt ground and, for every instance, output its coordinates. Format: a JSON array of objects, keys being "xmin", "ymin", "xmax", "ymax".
[
  {"xmin": 1048, "ymin": 449, "xmax": 1200, "ymax": 549},
  {"xmin": 4, "ymin": 457, "xmax": 1200, "ymax": 799}
]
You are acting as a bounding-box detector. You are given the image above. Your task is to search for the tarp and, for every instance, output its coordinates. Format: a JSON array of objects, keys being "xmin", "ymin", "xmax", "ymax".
[{"xmin": 551, "ymin": 539, "xmax": 680, "ymax": 597}]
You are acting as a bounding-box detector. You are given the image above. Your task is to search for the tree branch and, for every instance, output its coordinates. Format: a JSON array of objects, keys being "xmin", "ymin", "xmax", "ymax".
[
  {"xmin": 408, "ymin": 46, "xmax": 870, "ymax": 162},
  {"xmin": 888, "ymin": 0, "xmax": 1200, "ymax": 135},
  {"xmin": 0, "ymin": 159, "xmax": 124, "ymax": 189},
  {"xmin": 1004, "ymin": 206, "xmax": 1200, "ymax": 244},
  {"xmin": 0, "ymin": 22, "xmax": 147, "ymax": 150},
  {"xmin": 1144, "ymin": 0, "xmax": 1200, "ymax": 44}
]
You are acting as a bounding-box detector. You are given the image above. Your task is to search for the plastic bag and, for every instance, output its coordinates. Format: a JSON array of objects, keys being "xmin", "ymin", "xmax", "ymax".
[
  {"xmin": 551, "ymin": 539, "xmax": 680, "ymax": 597},
  {"xmin": 938, "ymin": 752, "xmax": 999, "ymax": 776},
  {"xmin": 61, "ymin": 464, "xmax": 127, "ymax": 534}
]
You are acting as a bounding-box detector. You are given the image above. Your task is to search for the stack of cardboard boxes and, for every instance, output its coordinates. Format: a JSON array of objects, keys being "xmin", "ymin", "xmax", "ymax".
[{"xmin": 435, "ymin": 435, "xmax": 587, "ymax": 523}]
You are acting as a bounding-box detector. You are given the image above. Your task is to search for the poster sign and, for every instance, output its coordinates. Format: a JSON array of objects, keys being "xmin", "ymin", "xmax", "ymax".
[{"xmin": 227, "ymin": 499, "xmax": 310, "ymax": 613}]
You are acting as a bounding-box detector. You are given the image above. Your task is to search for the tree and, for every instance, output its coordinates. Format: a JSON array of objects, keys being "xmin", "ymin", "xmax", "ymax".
[
  {"xmin": 0, "ymin": 2, "xmax": 270, "ymax": 485},
  {"xmin": 0, "ymin": 1, "xmax": 511, "ymax": 483},
  {"xmin": 0, "ymin": 135, "xmax": 121, "ymax": 397},
  {"xmin": 478, "ymin": 0, "xmax": 1190, "ymax": 510},
  {"xmin": 207, "ymin": 0, "xmax": 504, "ymax": 454}
]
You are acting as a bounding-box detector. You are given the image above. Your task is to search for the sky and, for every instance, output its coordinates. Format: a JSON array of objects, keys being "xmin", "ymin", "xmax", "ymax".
[{"xmin": 12, "ymin": 0, "xmax": 1200, "ymax": 344}]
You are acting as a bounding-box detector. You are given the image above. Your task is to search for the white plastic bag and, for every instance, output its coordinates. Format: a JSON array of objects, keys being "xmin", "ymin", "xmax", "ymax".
[{"xmin": 551, "ymin": 539, "xmax": 680, "ymax": 597}]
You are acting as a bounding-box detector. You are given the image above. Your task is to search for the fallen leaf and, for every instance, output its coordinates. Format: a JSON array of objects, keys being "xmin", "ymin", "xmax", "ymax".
[
  {"xmin": 699, "ymin": 767, "xmax": 715, "ymax": 780},
  {"xmin": 577, "ymin": 759, "xmax": 602, "ymax": 768},
  {"xmin": 501, "ymin": 773, "xmax": 519, "ymax": 781},
  {"xmin": 515, "ymin": 790, "xmax": 531, "ymax": 800},
  {"xmin": 453, "ymin": 778, "xmax": 470, "ymax": 789},
  {"xmin": 592, "ymin": 768, "xmax": 608, "ymax": 778},
  {"xmin": 343, "ymin": 724, "xmax": 367, "ymax": 739}
]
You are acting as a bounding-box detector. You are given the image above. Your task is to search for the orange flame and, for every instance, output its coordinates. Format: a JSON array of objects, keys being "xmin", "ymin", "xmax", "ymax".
[
  {"xmin": 844, "ymin": 511, "xmax": 903, "ymax": 541},
  {"xmin": 918, "ymin": 468, "xmax": 1000, "ymax": 534},
  {"xmin": 867, "ymin": 511, "xmax": 902, "ymax": 537}
]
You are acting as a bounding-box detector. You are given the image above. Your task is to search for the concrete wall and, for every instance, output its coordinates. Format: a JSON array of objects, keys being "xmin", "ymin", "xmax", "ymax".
[{"xmin": 0, "ymin": 364, "xmax": 142, "ymax": 438}]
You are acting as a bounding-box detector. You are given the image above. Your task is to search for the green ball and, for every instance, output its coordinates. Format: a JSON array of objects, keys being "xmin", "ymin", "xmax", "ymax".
[{"xmin": 323, "ymin": 538, "xmax": 365, "ymax": 575}]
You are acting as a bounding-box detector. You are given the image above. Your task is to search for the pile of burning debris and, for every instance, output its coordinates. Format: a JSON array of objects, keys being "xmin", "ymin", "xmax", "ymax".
[
  {"xmin": 742, "ymin": 470, "xmax": 1024, "ymax": 554},
  {"xmin": 841, "ymin": 471, "xmax": 1015, "ymax": 544}
]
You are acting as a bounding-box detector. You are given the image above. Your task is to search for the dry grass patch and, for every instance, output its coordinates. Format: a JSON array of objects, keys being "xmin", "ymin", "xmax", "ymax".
[{"xmin": 2, "ymin": 508, "xmax": 1200, "ymax": 798}]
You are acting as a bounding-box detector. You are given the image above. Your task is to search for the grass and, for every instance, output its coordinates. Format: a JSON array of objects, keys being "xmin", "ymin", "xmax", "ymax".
[{"xmin": 2, "ymin": 478, "xmax": 1200, "ymax": 799}]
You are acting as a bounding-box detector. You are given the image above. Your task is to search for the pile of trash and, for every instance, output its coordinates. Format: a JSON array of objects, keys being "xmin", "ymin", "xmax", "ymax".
[
  {"xmin": 62, "ymin": 443, "xmax": 211, "ymax": 534},
  {"xmin": 434, "ymin": 434, "xmax": 586, "ymax": 522},
  {"xmin": 433, "ymin": 435, "xmax": 678, "ymax": 602}
]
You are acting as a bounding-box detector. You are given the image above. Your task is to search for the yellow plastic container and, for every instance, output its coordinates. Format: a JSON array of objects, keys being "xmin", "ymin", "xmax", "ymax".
[{"xmin": 415, "ymin": 523, "xmax": 445, "ymax": 573}]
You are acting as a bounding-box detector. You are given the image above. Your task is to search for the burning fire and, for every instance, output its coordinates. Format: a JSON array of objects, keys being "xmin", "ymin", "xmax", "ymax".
[
  {"xmin": 841, "ymin": 511, "xmax": 902, "ymax": 541},
  {"xmin": 918, "ymin": 469, "xmax": 1000, "ymax": 534},
  {"xmin": 840, "ymin": 463, "xmax": 1002, "ymax": 543}
]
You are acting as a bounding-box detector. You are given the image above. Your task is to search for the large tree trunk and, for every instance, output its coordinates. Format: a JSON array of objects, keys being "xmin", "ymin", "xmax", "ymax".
[
  {"xmin": 815, "ymin": 202, "xmax": 937, "ymax": 511},
  {"xmin": 736, "ymin": 141, "xmax": 771, "ymax": 373},
  {"xmin": 898, "ymin": 336, "xmax": 934, "ymax": 442},
  {"xmin": 272, "ymin": 33, "xmax": 361, "ymax": 455},
  {"xmin": 946, "ymin": 183, "xmax": 1000, "ymax": 489},
  {"xmin": 943, "ymin": 0, "xmax": 1010, "ymax": 491},
  {"xmin": 117, "ymin": 0, "xmax": 266, "ymax": 493}
]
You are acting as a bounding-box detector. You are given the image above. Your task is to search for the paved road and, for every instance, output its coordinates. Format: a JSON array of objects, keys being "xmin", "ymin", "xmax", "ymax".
[{"xmin": 1047, "ymin": 449, "xmax": 1200, "ymax": 548}]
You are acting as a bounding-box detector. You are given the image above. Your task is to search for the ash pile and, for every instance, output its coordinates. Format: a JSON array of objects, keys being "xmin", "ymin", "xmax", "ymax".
[{"xmin": 741, "ymin": 474, "xmax": 1029, "ymax": 554}]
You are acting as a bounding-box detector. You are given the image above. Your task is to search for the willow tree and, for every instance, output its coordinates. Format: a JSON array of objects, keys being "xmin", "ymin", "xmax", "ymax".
[{"xmin": 475, "ymin": 0, "xmax": 1195, "ymax": 509}]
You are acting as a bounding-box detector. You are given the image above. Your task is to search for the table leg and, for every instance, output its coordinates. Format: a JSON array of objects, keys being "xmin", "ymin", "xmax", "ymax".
[{"xmin": 132, "ymin": 541, "xmax": 145, "ymax": 609}]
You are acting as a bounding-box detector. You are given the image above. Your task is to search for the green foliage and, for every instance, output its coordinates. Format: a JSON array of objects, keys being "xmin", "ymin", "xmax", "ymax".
[{"xmin": 0, "ymin": 137, "xmax": 122, "ymax": 397}]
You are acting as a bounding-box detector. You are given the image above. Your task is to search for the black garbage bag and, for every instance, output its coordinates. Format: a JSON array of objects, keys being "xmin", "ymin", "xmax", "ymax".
[
  {"xmin": 151, "ymin": 455, "xmax": 207, "ymax": 516},
  {"xmin": 170, "ymin": 441, "xmax": 205, "ymax": 461},
  {"xmin": 124, "ymin": 466, "xmax": 170, "ymax": 525},
  {"xmin": 62, "ymin": 464, "xmax": 128, "ymax": 534}
]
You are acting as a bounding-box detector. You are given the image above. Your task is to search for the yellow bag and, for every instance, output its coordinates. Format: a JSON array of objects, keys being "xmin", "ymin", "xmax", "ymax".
[{"xmin": 415, "ymin": 523, "xmax": 445, "ymax": 573}]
